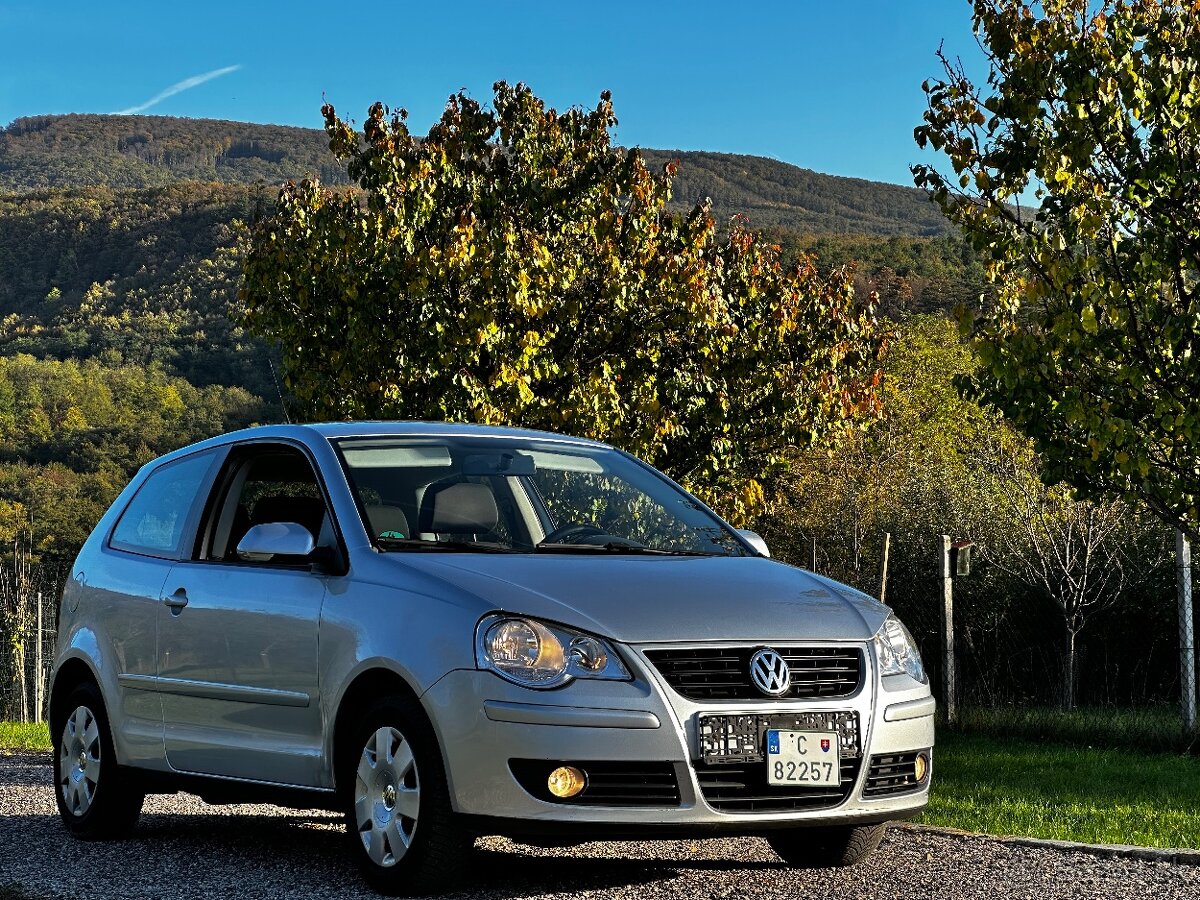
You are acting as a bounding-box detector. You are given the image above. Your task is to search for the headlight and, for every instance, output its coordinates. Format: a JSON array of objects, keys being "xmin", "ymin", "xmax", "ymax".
[
  {"xmin": 475, "ymin": 614, "xmax": 631, "ymax": 689},
  {"xmin": 874, "ymin": 614, "xmax": 927, "ymax": 683}
]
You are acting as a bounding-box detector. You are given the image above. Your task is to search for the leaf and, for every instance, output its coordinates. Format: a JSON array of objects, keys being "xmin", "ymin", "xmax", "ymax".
[{"xmin": 1080, "ymin": 306, "xmax": 1099, "ymax": 335}]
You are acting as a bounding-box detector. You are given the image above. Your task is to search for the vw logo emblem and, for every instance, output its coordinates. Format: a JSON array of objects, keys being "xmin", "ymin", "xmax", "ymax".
[{"xmin": 749, "ymin": 648, "xmax": 791, "ymax": 696}]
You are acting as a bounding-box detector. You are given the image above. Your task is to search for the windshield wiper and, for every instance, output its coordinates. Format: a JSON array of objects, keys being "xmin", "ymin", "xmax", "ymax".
[
  {"xmin": 536, "ymin": 541, "xmax": 714, "ymax": 557},
  {"xmin": 375, "ymin": 537, "xmax": 517, "ymax": 554}
]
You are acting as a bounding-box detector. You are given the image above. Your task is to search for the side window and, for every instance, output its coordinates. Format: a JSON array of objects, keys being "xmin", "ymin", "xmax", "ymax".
[
  {"xmin": 202, "ymin": 444, "xmax": 331, "ymax": 563},
  {"xmin": 110, "ymin": 452, "xmax": 217, "ymax": 559}
]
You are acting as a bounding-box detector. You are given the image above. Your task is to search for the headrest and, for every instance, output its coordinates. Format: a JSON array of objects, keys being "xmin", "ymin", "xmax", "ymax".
[
  {"xmin": 251, "ymin": 495, "xmax": 327, "ymax": 539},
  {"xmin": 365, "ymin": 504, "xmax": 410, "ymax": 540},
  {"xmin": 421, "ymin": 482, "xmax": 498, "ymax": 534}
]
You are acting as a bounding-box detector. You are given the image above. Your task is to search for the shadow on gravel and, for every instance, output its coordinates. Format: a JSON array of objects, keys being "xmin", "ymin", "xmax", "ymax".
[
  {"xmin": 456, "ymin": 849, "xmax": 678, "ymax": 895},
  {"xmin": 128, "ymin": 816, "xmax": 746, "ymax": 895},
  {"xmin": 4, "ymin": 805, "xmax": 779, "ymax": 898},
  {"xmin": 3, "ymin": 754, "xmax": 784, "ymax": 897},
  {"xmin": 459, "ymin": 844, "xmax": 787, "ymax": 895},
  {"xmin": 0, "ymin": 753, "xmax": 50, "ymax": 787}
]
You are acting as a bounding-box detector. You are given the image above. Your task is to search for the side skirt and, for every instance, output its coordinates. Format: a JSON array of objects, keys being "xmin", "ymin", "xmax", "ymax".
[{"xmin": 126, "ymin": 766, "xmax": 342, "ymax": 813}]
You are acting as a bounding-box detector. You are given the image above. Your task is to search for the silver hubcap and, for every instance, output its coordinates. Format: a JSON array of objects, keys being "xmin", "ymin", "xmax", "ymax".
[
  {"xmin": 59, "ymin": 705, "xmax": 101, "ymax": 817},
  {"xmin": 354, "ymin": 726, "xmax": 420, "ymax": 867}
]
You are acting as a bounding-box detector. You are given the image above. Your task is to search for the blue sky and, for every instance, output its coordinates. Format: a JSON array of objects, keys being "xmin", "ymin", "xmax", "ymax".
[{"xmin": 0, "ymin": 0, "xmax": 987, "ymax": 187}]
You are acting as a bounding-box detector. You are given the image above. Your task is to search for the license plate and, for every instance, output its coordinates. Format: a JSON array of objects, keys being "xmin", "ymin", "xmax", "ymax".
[
  {"xmin": 697, "ymin": 712, "xmax": 859, "ymax": 765},
  {"xmin": 766, "ymin": 730, "xmax": 840, "ymax": 786}
]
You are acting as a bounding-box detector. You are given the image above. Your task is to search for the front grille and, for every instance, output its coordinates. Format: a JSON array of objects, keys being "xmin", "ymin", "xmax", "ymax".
[
  {"xmin": 862, "ymin": 751, "xmax": 929, "ymax": 798},
  {"xmin": 644, "ymin": 646, "xmax": 863, "ymax": 701},
  {"xmin": 508, "ymin": 759, "xmax": 681, "ymax": 807},
  {"xmin": 695, "ymin": 755, "xmax": 861, "ymax": 812}
]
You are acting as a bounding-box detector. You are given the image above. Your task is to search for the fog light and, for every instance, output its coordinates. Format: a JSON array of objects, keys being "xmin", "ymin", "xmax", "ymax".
[
  {"xmin": 547, "ymin": 765, "xmax": 586, "ymax": 798},
  {"xmin": 914, "ymin": 752, "xmax": 929, "ymax": 783}
]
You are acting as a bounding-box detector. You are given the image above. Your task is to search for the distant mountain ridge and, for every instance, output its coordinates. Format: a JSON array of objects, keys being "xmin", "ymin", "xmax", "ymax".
[
  {"xmin": 0, "ymin": 114, "xmax": 350, "ymax": 191},
  {"xmin": 0, "ymin": 113, "xmax": 950, "ymax": 237},
  {"xmin": 639, "ymin": 150, "xmax": 949, "ymax": 237}
]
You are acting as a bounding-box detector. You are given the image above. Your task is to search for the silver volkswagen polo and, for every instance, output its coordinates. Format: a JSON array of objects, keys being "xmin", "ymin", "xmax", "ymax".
[{"xmin": 50, "ymin": 422, "xmax": 934, "ymax": 894}]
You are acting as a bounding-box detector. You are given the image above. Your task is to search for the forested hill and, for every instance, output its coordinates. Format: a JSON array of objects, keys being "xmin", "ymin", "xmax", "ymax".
[
  {"xmin": 0, "ymin": 114, "xmax": 351, "ymax": 190},
  {"xmin": 639, "ymin": 150, "xmax": 949, "ymax": 237},
  {"xmin": 1, "ymin": 114, "xmax": 950, "ymax": 237},
  {"xmin": 0, "ymin": 112, "xmax": 979, "ymax": 564}
]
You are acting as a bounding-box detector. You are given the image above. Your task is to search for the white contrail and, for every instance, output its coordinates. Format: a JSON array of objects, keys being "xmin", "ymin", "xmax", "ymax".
[{"xmin": 114, "ymin": 65, "xmax": 241, "ymax": 115}]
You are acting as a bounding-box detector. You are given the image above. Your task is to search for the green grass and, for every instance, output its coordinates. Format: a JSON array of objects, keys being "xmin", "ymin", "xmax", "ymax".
[
  {"xmin": 956, "ymin": 704, "xmax": 1196, "ymax": 753},
  {"xmin": 922, "ymin": 730, "xmax": 1200, "ymax": 848},
  {"xmin": 0, "ymin": 721, "xmax": 50, "ymax": 751}
]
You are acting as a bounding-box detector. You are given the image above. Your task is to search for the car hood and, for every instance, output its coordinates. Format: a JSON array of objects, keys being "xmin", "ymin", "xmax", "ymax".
[{"xmin": 384, "ymin": 553, "xmax": 889, "ymax": 644}]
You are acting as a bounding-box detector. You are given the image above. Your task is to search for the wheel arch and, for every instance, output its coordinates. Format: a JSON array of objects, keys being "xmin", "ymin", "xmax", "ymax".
[
  {"xmin": 49, "ymin": 656, "xmax": 101, "ymax": 740},
  {"xmin": 331, "ymin": 665, "xmax": 436, "ymax": 795}
]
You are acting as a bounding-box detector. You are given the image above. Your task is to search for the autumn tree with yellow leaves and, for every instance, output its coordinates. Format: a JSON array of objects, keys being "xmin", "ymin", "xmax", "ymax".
[{"xmin": 240, "ymin": 83, "xmax": 885, "ymax": 521}]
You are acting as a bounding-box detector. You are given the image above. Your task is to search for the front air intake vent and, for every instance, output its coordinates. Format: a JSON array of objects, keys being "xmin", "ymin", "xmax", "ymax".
[
  {"xmin": 509, "ymin": 759, "xmax": 682, "ymax": 807},
  {"xmin": 693, "ymin": 756, "xmax": 861, "ymax": 812},
  {"xmin": 862, "ymin": 751, "xmax": 930, "ymax": 797}
]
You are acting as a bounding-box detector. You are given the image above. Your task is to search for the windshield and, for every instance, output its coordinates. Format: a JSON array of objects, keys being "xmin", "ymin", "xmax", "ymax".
[{"xmin": 334, "ymin": 436, "xmax": 748, "ymax": 557}]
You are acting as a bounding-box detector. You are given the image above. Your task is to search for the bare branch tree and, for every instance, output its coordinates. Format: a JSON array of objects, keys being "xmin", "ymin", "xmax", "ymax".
[{"xmin": 976, "ymin": 437, "xmax": 1165, "ymax": 709}]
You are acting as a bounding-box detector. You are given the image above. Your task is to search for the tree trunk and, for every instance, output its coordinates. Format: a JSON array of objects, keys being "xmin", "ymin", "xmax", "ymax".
[
  {"xmin": 15, "ymin": 636, "xmax": 27, "ymax": 724},
  {"xmin": 1062, "ymin": 627, "xmax": 1078, "ymax": 712}
]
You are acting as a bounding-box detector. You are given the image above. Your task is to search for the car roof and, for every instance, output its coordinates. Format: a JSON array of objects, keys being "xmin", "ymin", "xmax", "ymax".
[
  {"xmin": 149, "ymin": 421, "xmax": 614, "ymax": 469},
  {"xmin": 305, "ymin": 421, "xmax": 610, "ymax": 446}
]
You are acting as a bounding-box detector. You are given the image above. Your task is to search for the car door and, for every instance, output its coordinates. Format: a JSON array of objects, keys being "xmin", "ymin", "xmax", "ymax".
[
  {"xmin": 97, "ymin": 448, "xmax": 223, "ymax": 767},
  {"xmin": 156, "ymin": 441, "xmax": 332, "ymax": 787}
]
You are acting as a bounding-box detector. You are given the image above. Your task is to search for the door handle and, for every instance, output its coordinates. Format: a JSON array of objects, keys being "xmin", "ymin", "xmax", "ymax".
[{"xmin": 162, "ymin": 589, "xmax": 189, "ymax": 612}]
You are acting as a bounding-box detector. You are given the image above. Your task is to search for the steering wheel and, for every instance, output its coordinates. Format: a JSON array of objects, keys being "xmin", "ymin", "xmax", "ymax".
[{"xmin": 540, "ymin": 523, "xmax": 608, "ymax": 545}]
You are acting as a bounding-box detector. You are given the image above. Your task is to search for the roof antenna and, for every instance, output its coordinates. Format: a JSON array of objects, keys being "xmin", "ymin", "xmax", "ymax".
[{"xmin": 267, "ymin": 356, "xmax": 291, "ymax": 424}]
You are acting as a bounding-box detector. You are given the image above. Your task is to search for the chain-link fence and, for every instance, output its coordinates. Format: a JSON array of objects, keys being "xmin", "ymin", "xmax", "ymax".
[
  {"xmin": 0, "ymin": 575, "xmax": 61, "ymax": 724},
  {"xmin": 759, "ymin": 519, "xmax": 1199, "ymax": 753},
  {"xmin": 920, "ymin": 535, "xmax": 1194, "ymax": 752}
]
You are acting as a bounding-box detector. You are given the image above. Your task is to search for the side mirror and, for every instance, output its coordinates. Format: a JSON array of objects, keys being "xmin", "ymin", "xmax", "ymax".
[
  {"xmin": 237, "ymin": 522, "xmax": 315, "ymax": 563},
  {"xmin": 737, "ymin": 529, "xmax": 770, "ymax": 557}
]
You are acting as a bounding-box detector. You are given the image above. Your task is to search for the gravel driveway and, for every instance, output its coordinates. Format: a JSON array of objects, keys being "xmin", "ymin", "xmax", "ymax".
[{"xmin": 2, "ymin": 752, "xmax": 1199, "ymax": 900}]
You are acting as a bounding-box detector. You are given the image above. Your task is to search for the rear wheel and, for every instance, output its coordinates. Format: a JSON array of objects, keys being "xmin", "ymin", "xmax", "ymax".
[
  {"xmin": 767, "ymin": 823, "xmax": 886, "ymax": 868},
  {"xmin": 343, "ymin": 697, "xmax": 471, "ymax": 895},
  {"xmin": 53, "ymin": 682, "xmax": 144, "ymax": 838}
]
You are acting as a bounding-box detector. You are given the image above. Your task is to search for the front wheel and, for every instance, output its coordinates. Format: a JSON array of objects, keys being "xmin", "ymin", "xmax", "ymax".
[
  {"xmin": 343, "ymin": 697, "xmax": 472, "ymax": 895},
  {"xmin": 767, "ymin": 822, "xmax": 887, "ymax": 868},
  {"xmin": 53, "ymin": 683, "xmax": 144, "ymax": 838}
]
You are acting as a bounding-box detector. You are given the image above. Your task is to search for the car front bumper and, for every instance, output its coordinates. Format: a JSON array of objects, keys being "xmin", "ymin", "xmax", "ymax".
[{"xmin": 421, "ymin": 641, "xmax": 935, "ymax": 832}]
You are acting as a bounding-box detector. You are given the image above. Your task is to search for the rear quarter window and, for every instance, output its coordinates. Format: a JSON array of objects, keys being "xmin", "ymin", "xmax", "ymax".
[{"xmin": 109, "ymin": 451, "xmax": 217, "ymax": 559}]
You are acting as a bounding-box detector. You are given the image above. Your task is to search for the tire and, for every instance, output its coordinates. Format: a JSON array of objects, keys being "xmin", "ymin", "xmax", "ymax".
[
  {"xmin": 52, "ymin": 682, "xmax": 145, "ymax": 839},
  {"xmin": 767, "ymin": 822, "xmax": 887, "ymax": 868},
  {"xmin": 341, "ymin": 696, "xmax": 472, "ymax": 896}
]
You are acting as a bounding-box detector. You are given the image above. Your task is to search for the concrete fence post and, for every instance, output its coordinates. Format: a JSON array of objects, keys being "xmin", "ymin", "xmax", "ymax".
[
  {"xmin": 878, "ymin": 532, "xmax": 891, "ymax": 605},
  {"xmin": 940, "ymin": 534, "xmax": 956, "ymax": 726},
  {"xmin": 1178, "ymin": 531, "xmax": 1196, "ymax": 735}
]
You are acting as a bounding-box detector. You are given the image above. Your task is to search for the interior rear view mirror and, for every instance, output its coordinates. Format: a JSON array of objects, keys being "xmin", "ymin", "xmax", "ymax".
[{"xmin": 462, "ymin": 452, "xmax": 536, "ymax": 476}]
